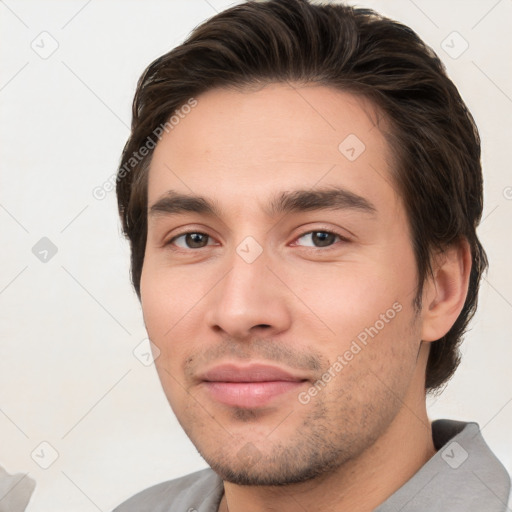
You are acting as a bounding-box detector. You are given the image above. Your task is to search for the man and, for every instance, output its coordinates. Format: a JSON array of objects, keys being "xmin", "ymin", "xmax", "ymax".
[{"xmin": 113, "ymin": 0, "xmax": 511, "ymax": 510}]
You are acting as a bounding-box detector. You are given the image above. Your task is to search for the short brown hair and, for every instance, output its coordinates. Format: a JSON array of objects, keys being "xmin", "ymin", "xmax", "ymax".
[{"xmin": 116, "ymin": 0, "xmax": 488, "ymax": 393}]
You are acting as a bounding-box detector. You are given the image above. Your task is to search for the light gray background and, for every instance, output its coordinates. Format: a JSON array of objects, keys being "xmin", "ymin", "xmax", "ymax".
[{"xmin": 1, "ymin": 0, "xmax": 511, "ymax": 510}]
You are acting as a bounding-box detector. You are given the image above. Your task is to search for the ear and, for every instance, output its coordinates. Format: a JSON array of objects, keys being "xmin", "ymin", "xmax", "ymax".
[{"xmin": 421, "ymin": 238, "xmax": 472, "ymax": 342}]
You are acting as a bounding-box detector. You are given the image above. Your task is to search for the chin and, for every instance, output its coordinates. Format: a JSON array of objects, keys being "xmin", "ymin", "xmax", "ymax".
[{"xmin": 202, "ymin": 442, "xmax": 345, "ymax": 486}]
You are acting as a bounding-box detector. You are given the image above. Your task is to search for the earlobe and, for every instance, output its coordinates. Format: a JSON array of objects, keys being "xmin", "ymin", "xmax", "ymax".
[{"xmin": 421, "ymin": 238, "xmax": 472, "ymax": 342}]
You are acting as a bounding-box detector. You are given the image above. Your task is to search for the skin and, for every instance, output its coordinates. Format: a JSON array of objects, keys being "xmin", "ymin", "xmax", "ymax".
[{"xmin": 140, "ymin": 83, "xmax": 471, "ymax": 511}]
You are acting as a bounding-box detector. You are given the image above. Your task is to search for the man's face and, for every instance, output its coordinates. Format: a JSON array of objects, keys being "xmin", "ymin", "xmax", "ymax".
[{"xmin": 140, "ymin": 83, "xmax": 425, "ymax": 485}]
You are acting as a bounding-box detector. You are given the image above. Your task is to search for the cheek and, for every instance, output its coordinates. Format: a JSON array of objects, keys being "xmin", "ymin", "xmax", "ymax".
[
  {"xmin": 141, "ymin": 260, "xmax": 203, "ymax": 336},
  {"xmin": 288, "ymin": 259, "xmax": 411, "ymax": 337},
  {"xmin": 140, "ymin": 266, "xmax": 200, "ymax": 410},
  {"xmin": 140, "ymin": 266, "xmax": 169, "ymax": 341},
  {"xmin": 316, "ymin": 301, "xmax": 420, "ymax": 423},
  {"xmin": 287, "ymin": 255, "xmax": 419, "ymax": 391},
  {"xmin": 140, "ymin": 264, "xmax": 188, "ymax": 366}
]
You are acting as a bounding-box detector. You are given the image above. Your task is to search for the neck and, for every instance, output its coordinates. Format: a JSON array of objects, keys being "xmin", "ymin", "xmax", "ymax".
[{"xmin": 219, "ymin": 348, "xmax": 436, "ymax": 512}]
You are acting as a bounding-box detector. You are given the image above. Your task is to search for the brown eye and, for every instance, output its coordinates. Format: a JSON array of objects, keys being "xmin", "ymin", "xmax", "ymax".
[
  {"xmin": 171, "ymin": 232, "xmax": 211, "ymax": 249},
  {"xmin": 312, "ymin": 232, "xmax": 337, "ymax": 247},
  {"xmin": 296, "ymin": 231, "xmax": 341, "ymax": 248}
]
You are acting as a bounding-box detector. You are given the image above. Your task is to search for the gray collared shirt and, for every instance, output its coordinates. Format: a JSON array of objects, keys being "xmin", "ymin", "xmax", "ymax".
[{"xmin": 113, "ymin": 419, "xmax": 511, "ymax": 511}]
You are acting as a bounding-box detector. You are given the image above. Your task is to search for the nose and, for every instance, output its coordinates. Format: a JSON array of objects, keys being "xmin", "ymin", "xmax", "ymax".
[{"xmin": 204, "ymin": 248, "xmax": 292, "ymax": 340}]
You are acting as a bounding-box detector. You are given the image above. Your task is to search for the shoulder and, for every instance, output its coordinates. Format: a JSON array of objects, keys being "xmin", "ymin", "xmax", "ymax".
[
  {"xmin": 112, "ymin": 468, "xmax": 223, "ymax": 512},
  {"xmin": 376, "ymin": 419, "xmax": 511, "ymax": 511}
]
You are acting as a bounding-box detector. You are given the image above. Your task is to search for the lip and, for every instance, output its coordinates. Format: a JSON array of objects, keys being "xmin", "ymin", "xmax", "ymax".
[{"xmin": 199, "ymin": 364, "xmax": 308, "ymax": 408}]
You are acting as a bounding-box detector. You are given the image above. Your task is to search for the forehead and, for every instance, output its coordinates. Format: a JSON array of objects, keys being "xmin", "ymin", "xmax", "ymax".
[{"xmin": 147, "ymin": 83, "xmax": 399, "ymax": 217}]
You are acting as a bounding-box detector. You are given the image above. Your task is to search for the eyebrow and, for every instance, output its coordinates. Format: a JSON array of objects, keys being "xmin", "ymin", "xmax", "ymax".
[{"xmin": 148, "ymin": 187, "xmax": 377, "ymax": 219}]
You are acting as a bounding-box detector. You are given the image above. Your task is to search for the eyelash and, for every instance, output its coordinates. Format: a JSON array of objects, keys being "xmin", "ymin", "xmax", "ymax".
[{"xmin": 165, "ymin": 229, "xmax": 349, "ymax": 252}]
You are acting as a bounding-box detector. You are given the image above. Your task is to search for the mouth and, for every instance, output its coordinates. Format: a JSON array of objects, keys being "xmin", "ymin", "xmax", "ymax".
[{"xmin": 198, "ymin": 363, "xmax": 309, "ymax": 408}]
